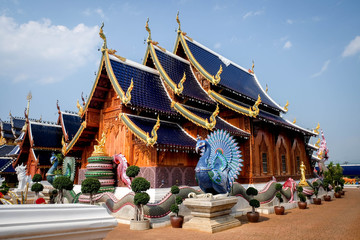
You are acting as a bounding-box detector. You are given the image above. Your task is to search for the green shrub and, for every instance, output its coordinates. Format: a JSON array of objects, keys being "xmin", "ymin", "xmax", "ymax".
[
  {"xmin": 134, "ymin": 192, "xmax": 150, "ymax": 206},
  {"xmin": 131, "ymin": 177, "xmax": 150, "ymax": 193},
  {"xmin": 53, "ymin": 176, "xmax": 73, "ymax": 204},
  {"xmin": 249, "ymin": 199, "xmax": 260, "ymax": 208},
  {"xmin": 0, "ymin": 181, "xmax": 10, "ymax": 195},
  {"xmin": 298, "ymin": 192, "xmax": 306, "ymax": 202},
  {"xmin": 246, "ymin": 187, "xmax": 258, "ymax": 196},
  {"xmin": 31, "ymin": 183, "xmax": 44, "ymax": 193},
  {"xmin": 126, "ymin": 166, "xmax": 140, "ymax": 178},
  {"xmin": 171, "ymin": 185, "xmax": 180, "ymax": 195},
  {"xmin": 276, "ymin": 192, "xmax": 283, "ymax": 203},
  {"xmin": 175, "ymin": 196, "xmax": 183, "ymax": 205},
  {"xmin": 275, "ymin": 183, "xmax": 282, "ymax": 191},
  {"xmin": 81, "ymin": 178, "xmax": 101, "ymax": 205},
  {"xmin": 32, "ymin": 174, "xmax": 42, "ymax": 183},
  {"xmin": 335, "ymin": 186, "xmax": 341, "ymax": 193},
  {"xmin": 170, "ymin": 204, "xmax": 179, "ymax": 215},
  {"xmin": 297, "ymin": 186, "xmax": 303, "ymax": 193}
]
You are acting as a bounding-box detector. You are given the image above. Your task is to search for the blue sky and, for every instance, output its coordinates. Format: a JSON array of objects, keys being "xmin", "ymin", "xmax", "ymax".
[{"xmin": 0, "ymin": 0, "xmax": 359, "ymax": 164}]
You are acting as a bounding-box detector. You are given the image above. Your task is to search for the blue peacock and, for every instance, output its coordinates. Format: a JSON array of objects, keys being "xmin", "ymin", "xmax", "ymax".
[{"xmin": 195, "ymin": 129, "xmax": 243, "ymax": 195}]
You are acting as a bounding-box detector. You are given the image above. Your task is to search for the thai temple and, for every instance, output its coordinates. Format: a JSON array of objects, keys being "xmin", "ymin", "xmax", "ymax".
[{"xmin": 1, "ymin": 16, "xmax": 321, "ymax": 188}]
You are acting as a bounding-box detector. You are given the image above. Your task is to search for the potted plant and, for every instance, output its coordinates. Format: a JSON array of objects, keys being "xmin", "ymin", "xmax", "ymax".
[
  {"xmin": 246, "ymin": 187, "xmax": 260, "ymax": 222},
  {"xmin": 126, "ymin": 165, "xmax": 151, "ymax": 230},
  {"xmin": 81, "ymin": 178, "xmax": 101, "ymax": 205},
  {"xmin": 53, "ymin": 176, "xmax": 74, "ymax": 204},
  {"xmin": 297, "ymin": 186, "xmax": 307, "ymax": 209},
  {"xmin": 339, "ymin": 178, "xmax": 345, "ymax": 195},
  {"xmin": 323, "ymin": 179, "xmax": 332, "ymax": 201},
  {"xmin": 31, "ymin": 174, "xmax": 44, "ymax": 202},
  {"xmin": 49, "ymin": 189, "xmax": 58, "ymax": 204},
  {"xmin": 334, "ymin": 186, "xmax": 341, "ymax": 198},
  {"xmin": 169, "ymin": 185, "xmax": 184, "ymax": 228},
  {"xmin": 274, "ymin": 183, "xmax": 285, "ymax": 215},
  {"xmin": 312, "ymin": 182, "xmax": 321, "ymax": 205}
]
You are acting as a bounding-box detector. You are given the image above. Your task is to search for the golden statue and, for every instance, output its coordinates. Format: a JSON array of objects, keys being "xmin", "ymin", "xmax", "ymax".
[
  {"xmin": 92, "ymin": 132, "xmax": 108, "ymax": 156},
  {"xmin": 298, "ymin": 161, "xmax": 309, "ymax": 186}
]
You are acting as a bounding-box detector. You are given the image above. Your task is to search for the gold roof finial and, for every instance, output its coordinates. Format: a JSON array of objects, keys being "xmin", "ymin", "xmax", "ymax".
[
  {"xmin": 92, "ymin": 131, "xmax": 108, "ymax": 156},
  {"xmin": 315, "ymin": 138, "xmax": 320, "ymax": 148},
  {"xmin": 145, "ymin": 18, "xmax": 151, "ymax": 41},
  {"xmin": 99, "ymin": 22, "xmax": 107, "ymax": 50},
  {"xmin": 205, "ymin": 104, "xmax": 219, "ymax": 130},
  {"xmin": 293, "ymin": 118, "xmax": 296, "ymax": 124},
  {"xmin": 176, "ymin": 11, "xmax": 181, "ymax": 31},
  {"xmin": 9, "ymin": 111, "xmax": 12, "ymax": 117},
  {"xmin": 25, "ymin": 91, "xmax": 32, "ymax": 120},
  {"xmin": 265, "ymin": 84, "xmax": 268, "ymax": 93},
  {"xmin": 284, "ymin": 100, "xmax": 289, "ymax": 112},
  {"xmin": 146, "ymin": 115, "xmax": 160, "ymax": 146},
  {"xmin": 252, "ymin": 60, "xmax": 255, "ymax": 73},
  {"xmin": 76, "ymin": 100, "xmax": 84, "ymax": 117},
  {"xmin": 314, "ymin": 123, "xmax": 320, "ymax": 134}
]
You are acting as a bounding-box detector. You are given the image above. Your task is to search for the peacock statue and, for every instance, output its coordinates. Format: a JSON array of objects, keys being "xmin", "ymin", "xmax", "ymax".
[{"xmin": 195, "ymin": 129, "xmax": 243, "ymax": 195}]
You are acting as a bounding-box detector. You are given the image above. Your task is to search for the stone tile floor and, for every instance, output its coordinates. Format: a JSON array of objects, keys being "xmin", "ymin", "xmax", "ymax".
[{"xmin": 105, "ymin": 188, "xmax": 360, "ymax": 240}]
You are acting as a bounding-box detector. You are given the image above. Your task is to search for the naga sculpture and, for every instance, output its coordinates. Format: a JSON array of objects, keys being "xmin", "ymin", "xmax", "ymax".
[
  {"xmin": 46, "ymin": 153, "xmax": 59, "ymax": 184},
  {"xmin": 195, "ymin": 129, "xmax": 243, "ymax": 194},
  {"xmin": 113, "ymin": 153, "xmax": 131, "ymax": 189},
  {"xmin": 46, "ymin": 153, "xmax": 75, "ymax": 185}
]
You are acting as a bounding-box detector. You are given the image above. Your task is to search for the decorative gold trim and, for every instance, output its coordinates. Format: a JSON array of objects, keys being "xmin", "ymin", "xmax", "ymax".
[
  {"xmin": 108, "ymin": 49, "xmax": 126, "ymax": 62},
  {"xmin": 145, "ymin": 18, "xmax": 151, "ymax": 41},
  {"xmin": 176, "ymin": 11, "xmax": 181, "ymax": 31},
  {"xmin": 208, "ymin": 90, "xmax": 261, "ymax": 117},
  {"xmin": 62, "ymin": 121, "xmax": 86, "ymax": 155},
  {"xmin": 315, "ymin": 138, "xmax": 320, "ymax": 148},
  {"xmin": 76, "ymin": 100, "xmax": 84, "ymax": 117},
  {"xmin": 284, "ymin": 100, "xmax": 289, "ymax": 112},
  {"xmin": 119, "ymin": 114, "xmax": 160, "ymax": 147},
  {"xmin": 171, "ymin": 102, "xmax": 218, "ymax": 130},
  {"xmin": 293, "ymin": 118, "xmax": 296, "ymax": 124},
  {"xmin": 99, "ymin": 22, "xmax": 107, "ymax": 51},
  {"xmin": 177, "ymin": 31, "xmax": 222, "ymax": 85},
  {"xmin": 147, "ymin": 42, "xmax": 186, "ymax": 95},
  {"xmin": 265, "ymin": 84, "xmax": 268, "ymax": 93},
  {"xmin": 314, "ymin": 123, "xmax": 320, "ymax": 134}
]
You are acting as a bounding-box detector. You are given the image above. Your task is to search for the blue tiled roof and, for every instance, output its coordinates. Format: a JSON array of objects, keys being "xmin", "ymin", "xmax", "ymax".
[
  {"xmin": 185, "ymin": 39, "xmax": 283, "ymax": 111},
  {"xmin": 127, "ymin": 115, "xmax": 196, "ymax": 148},
  {"xmin": 155, "ymin": 48, "xmax": 213, "ymax": 104},
  {"xmin": 1, "ymin": 121, "xmax": 12, "ymax": 132},
  {"xmin": 7, "ymin": 145, "xmax": 20, "ymax": 156},
  {"xmin": 0, "ymin": 158, "xmax": 15, "ymax": 173},
  {"xmin": 110, "ymin": 58, "xmax": 174, "ymax": 114},
  {"xmin": 0, "ymin": 145, "xmax": 16, "ymax": 157},
  {"xmin": 62, "ymin": 113, "xmax": 82, "ymax": 142},
  {"xmin": 182, "ymin": 105, "xmax": 250, "ymax": 138},
  {"xmin": 3, "ymin": 132, "xmax": 15, "ymax": 139},
  {"xmin": 30, "ymin": 123, "xmax": 62, "ymax": 149},
  {"xmin": 12, "ymin": 118, "xmax": 25, "ymax": 130},
  {"xmin": 34, "ymin": 150, "xmax": 54, "ymax": 166}
]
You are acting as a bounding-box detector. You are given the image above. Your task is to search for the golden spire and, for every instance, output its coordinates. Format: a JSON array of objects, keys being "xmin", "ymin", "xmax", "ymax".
[
  {"xmin": 145, "ymin": 18, "xmax": 151, "ymax": 41},
  {"xmin": 265, "ymin": 84, "xmax": 268, "ymax": 93},
  {"xmin": 26, "ymin": 91, "xmax": 32, "ymax": 118},
  {"xmin": 284, "ymin": 100, "xmax": 289, "ymax": 112},
  {"xmin": 251, "ymin": 60, "xmax": 255, "ymax": 73},
  {"xmin": 293, "ymin": 118, "xmax": 296, "ymax": 124},
  {"xmin": 314, "ymin": 123, "xmax": 320, "ymax": 134},
  {"xmin": 176, "ymin": 11, "xmax": 181, "ymax": 31}
]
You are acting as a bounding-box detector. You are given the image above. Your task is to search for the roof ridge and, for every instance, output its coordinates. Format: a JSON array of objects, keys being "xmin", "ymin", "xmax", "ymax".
[{"xmin": 109, "ymin": 54, "xmax": 159, "ymax": 75}]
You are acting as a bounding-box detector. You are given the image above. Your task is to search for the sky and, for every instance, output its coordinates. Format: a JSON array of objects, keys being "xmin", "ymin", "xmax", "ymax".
[{"xmin": 0, "ymin": 0, "xmax": 359, "ymax": 164}]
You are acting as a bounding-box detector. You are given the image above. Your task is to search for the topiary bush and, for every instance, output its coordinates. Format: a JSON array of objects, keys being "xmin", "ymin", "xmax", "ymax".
[
  {"xmin": 246, "ymin": 187, "xmax": 260, "ymax": 213},
  {"xmin": 53, "ymin": 176, "xmax": 73, "ymax": 204},
  {"xmin": 126, "ymin": 165, "xmax": 150, "ymax": 221},
  {"xmin": 334, "ymin": 186, "xmax": 341, "ymax": 193},
  {"xmin": 126, "ymin": 166, "xmax": 140, "ymax": 178},
  {"xmin": 298, "ymin": 192, "xmax": 306, "ymax": 202},
  {"xmin": 312, "ymin": 182, "xmax": 319, "ymax": 198},
  {"xmin": 32, "ymin": 174, "xmax": 42, "ymax": 183},
  {"xmin": 274, "ymin": 183, "xmax": 283, "ymax": 207},
  {"xmin": 81, "ymin": 178, "xmax": 101, "ymax": 205},
  {"xmin": 170, "ymin": 185, "xmax": 183, "ymax": 217}
]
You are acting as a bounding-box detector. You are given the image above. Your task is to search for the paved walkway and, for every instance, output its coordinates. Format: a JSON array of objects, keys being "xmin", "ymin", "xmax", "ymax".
[{"xmin": 105, "ymin": 188, "xmax": 360, "ymax": 240}]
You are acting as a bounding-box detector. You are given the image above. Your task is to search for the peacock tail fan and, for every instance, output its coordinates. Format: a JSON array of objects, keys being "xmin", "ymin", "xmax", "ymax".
[{"xmin": 206, "ymin": 129, "xmax": 243, "ymax": 190}]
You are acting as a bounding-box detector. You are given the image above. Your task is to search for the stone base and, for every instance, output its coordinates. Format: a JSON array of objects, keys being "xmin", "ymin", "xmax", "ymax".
[{"xmin": 183, "ymin": 196, "xmax": 240, "ymax": 233}]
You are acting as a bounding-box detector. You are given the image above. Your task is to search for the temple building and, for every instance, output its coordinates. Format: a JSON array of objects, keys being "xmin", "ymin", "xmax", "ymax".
[{"xmin": 59, "ymin": 17, "xmax": 318, "ymax": 188}]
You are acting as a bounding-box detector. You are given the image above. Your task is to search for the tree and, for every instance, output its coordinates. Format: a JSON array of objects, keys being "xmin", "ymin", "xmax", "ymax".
[
  {"xmin": 81, "ymin": 178, "xmax": 101, "ymax": 205},
  {"xmin": 170, "ymin": 185, "xmax": 183, "ymax": 217},
  {"xmin": 31, "ymin": 174, "xmax": 44, "ymax": 200},
  {"xmin": 126, "ymin": 166, "xmax": 150, "ymax": 221},
  {"xmin": 275, "ymin": 183, "xmax": 283, "ymax": 207},
  {"xmin": 53, "ymin": 176, "xmax": 73, "ymax": 204},
  {"xmin": 246, "ymin": 187, "xmax": 260, "ymax": 213}
]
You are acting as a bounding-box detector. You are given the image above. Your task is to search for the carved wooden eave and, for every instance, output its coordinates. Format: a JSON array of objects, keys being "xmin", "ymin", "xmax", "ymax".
[{"xmin": 61, "ymin": 121, "xmax": 87, "ymax": 155}]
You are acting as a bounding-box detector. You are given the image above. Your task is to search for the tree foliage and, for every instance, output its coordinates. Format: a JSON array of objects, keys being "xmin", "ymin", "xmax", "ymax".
[
  {"xmin": 275, "ymin": 183, "xmax": 282, "ymax": 191},
  {"xmin": 31, "ymin": 183, "xmax": 44, "ymax": 193},
  {"xmin": 171, "ymin": 185, "xmax": 180, "ymax": 195},
  {"xmin": 131, "ymin": 177, "xmax": 150, "ymax": 193},
  {"xmin": 81, "ymin": 178, "xmax": 101, "ymax": 194},
  {"xmin": 32, "ymin": 174, "xmax": 42, "ymax": 183},
  {"xmin": 53, "ymin": 176, "xmax": 73, "ymax": 191},
  {"xmin": 298, "ymin": 192, "xmax": 306, "ymax": 202},
  {"xmin": 126, "ymin": 165, "xmax": 140, "ymax": 178},
  {"xmin": 246, "ymin": 187, "xmax": 258, "ymax": 196},
  {"xmin": 134, "ymin": 192, "xmax": 150, "ymax": 206}
]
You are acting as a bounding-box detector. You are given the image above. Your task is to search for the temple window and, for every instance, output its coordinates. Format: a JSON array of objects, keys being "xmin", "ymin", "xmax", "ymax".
[
  {"xmin": 262, "ymin": 153, "xmax": 268, "ymax": 173},
  {"xmin": 281, "ymin": 155, "xmax": 286, "ymax": 173}
]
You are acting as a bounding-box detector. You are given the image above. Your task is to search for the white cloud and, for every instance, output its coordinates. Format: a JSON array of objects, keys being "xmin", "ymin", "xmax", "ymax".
[
  {"xmin": 342, "ymin": 36, "xmax": 360, "ymax": 57},
  {"xmin": 311, "ymin": 60, "xmax": 331, "ymax": 78},
  {"xmin": 243, "ymin": 10, "xmax": 264, "ymax": 20},
  {"xmin": 213, "ymin": 4, "xmax": 227, "ymax": 11},
  {"xmin": 283, "ymin": 41, "xmax": 292, "ymax": 50},
  {"xmin": 83, "ymin": 8, "xmax": 107, "ymax": 19},
  {"xmin": 214, "ymin": 42, "xmax": 221, "ymax": 49},
  {"xmin": 0, "ymin": 15, "xmax": 100, "ymax": 84},
  {"xmin": 286, "ymin": 19, "xmax": 293, "ymax": 24}
]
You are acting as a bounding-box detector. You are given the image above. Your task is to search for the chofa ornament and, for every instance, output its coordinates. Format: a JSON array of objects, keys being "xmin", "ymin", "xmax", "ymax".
[{"xmin": 195, "ymin": 129, "xmax": 243, "ymax": 195}]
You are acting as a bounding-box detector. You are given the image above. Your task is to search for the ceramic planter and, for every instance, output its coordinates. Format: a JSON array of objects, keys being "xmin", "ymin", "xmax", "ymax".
[
  {"xmin": 130, "ymin": 219, "xmax": 150, "ymax": 230},
  {"xmin": 298, "ymin": 201, "xmax": 307, "ymax": 209},
  {"xmin": 170, "ymin": 215, "xmax": 184, "ymax": 228},
  {"xmin": 334, "ymin": 192, "xmax": 341, "ymax": 198},
  {"xmin": 324, "ymin": 195, "xmax": 331, "ymax": 201},
  {"xmin": 247, "ymin": 211, "xmax": 260, "ymax": 222},
  {"xmin": 313, "ymin": 198, "xmax": 321, "ymax": 205},
  {"xmin": 274, "ymin": 206, "xmax": 285, "ymax": 215}
]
